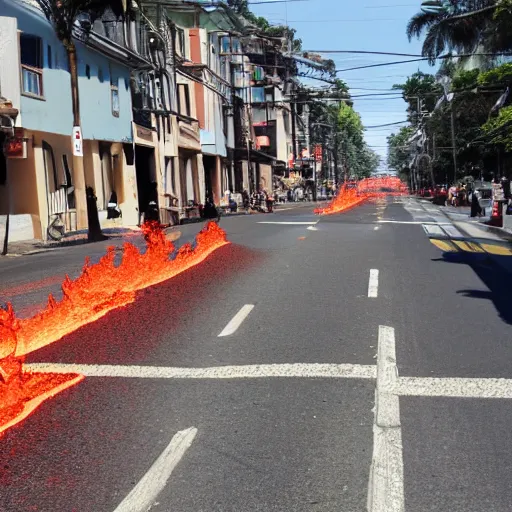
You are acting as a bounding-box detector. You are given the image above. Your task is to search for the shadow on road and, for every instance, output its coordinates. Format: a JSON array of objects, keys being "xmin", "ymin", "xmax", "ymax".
[{"xmin": 433, "ymin": 250, "xmax": 512, "ymax": 325}]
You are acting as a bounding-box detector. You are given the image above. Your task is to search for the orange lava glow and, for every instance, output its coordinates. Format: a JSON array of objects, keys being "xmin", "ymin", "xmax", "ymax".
[
  {"xmin": 0, "ymin": 372, "xmax": 84, "ymax": 437},
  {"xmin": 315, "ymin": 184, "xmax": 369, "ymax": 215},
  {"xmin": 315, "ymin": 177, "xmax": 407, "ymax": 215},
  {"xmin": 0, "ymin": 221, "xmax": 228, "ymax": 435},
  {"xmin": 13, "ymin": 221, "xmax": 228, "ymax": 356}
]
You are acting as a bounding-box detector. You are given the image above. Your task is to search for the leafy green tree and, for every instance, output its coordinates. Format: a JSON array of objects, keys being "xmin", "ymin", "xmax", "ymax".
[
  {"xmin": 393, "ymin": 72, "xmax": 442, "ymax": 122},
  {"xmin": 482, "ymin": 106, "xmax": 512, "ymax": 149},
  {"xmin": 406, "ymin": 0, "xmax": 507, "ymax": 64},
  {"xmin": 387, "ymin": 126, "xmax": 416, "ymax": 174}
]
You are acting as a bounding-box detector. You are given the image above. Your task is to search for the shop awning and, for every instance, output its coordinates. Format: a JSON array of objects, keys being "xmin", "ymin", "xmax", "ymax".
[{"xmin": 234, "ymin": 147, "xmax": 285, "ymax": 167}]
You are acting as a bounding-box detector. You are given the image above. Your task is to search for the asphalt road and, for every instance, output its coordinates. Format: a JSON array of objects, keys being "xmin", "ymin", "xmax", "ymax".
[{"xmin": 1, "ymin": 198, "xmax": 512, "ymax": 511}]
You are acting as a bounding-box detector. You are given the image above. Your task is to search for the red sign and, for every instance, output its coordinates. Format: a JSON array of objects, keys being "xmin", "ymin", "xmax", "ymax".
[
  {"xmin": 313, "ymin": 144, "xmax": 322, "ymax": 162},
  {"xmin": 4, "ymin": 129, "xmax": 26, "ymax": 159}
]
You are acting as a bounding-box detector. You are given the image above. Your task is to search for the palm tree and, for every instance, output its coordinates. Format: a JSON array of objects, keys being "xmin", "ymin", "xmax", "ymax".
[
  {"xmin": 35, "ymin": 0, "xmax": 125, "ymax": 241},
  {"xmin": 406, "ymin": 1, "xmax": 499, "ymax": 64}
]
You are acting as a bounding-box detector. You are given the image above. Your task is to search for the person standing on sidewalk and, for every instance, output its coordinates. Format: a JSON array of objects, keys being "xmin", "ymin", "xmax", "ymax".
[
  {"xmin": 265, "ymin": 190, "xmax": 274, "ymax": 213},
  {"xmin": 470, "ymin": 190, "xmax": 482, "ymax": 218}
]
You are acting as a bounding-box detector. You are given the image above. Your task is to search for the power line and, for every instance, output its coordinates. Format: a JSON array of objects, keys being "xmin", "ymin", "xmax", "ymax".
[
  {"xmin": 352, "ymin": 92, "xmax": 408, "ymax": 97},
  {"xmin": 287, "ymin": 18, "xmax": 401, "ymax": 22},
  {"xmin": 248, "ymin": 0, "xmax": 310, "ymax": 3},
  {"xmin": 337, "ymin": 58, "xmax": 428, "ymax": 72},
  {"xmin": 365, "ymin": 121, "xmax": 409, "ymax": 128},
  {"xmin": 304, "ymin": 50, "xmax": 423, "ymax": 57},
  {"xmin": 364, "ymin": 3, "xmax": 417, "ymax": 7}
]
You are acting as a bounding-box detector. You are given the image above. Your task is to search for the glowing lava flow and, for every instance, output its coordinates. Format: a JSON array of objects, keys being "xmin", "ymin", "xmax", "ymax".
[
  {"xmin": 315, "ymin": 177, "xmax": 408, "ymax": 215},
  {"xmin": 0, "ymin": 221, "xmax": 228, "ymax": 435},
  {"xmin": 15, "ymin": 221, "xmax": 228, "ymax": 356},
  {"xmin": 0, "ymin": 304, "xmax": 84, "ymax": 435},
  {"xmin": 315, "ymin": 184, "xmax": 369, "ymax": 215}
]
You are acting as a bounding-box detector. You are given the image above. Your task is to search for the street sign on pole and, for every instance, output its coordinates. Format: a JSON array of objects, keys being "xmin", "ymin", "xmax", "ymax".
[{"xmin": 72, "ymin": 126, "xmax": 83, "ymax": 157}]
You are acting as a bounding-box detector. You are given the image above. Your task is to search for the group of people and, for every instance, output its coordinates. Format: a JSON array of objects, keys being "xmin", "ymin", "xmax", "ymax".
[{"xmin": 242, "ymin": 189, "xmax": 275, "ymax": 213}]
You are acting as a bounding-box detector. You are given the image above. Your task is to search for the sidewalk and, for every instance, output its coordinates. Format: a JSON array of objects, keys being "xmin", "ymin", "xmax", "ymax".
[
  {"xmin": 2, "ymin": 227, "xmax": 143, "ymax": 257},
  {"xmin": 425, "ymin": 201, "xmax": 512, "ymax": 242}
]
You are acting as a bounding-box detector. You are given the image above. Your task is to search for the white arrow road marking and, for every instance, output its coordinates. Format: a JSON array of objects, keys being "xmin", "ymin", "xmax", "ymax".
[
  {"xmin": 307, "ymin": 226, "xmax": 318, "ymax": 231},
  {"xmin": 218, "ymin": 304, "xmax": 255, "ymax": 337},
  {"xmin": 113, "ymin": 427, "xmax": 197, "ymax": 512},
  {"xmin": 368, "ymin": 269, "xmax": 379, "ymax": 298}
]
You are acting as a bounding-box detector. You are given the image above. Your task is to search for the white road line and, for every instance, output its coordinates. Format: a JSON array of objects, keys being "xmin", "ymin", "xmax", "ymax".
[
  {"xmin": 440, "ymin": 224, "xmax": 465, "ymax": 239},
  {"xmin": 396, "ymin": 377, "xmax": 512, "ymax": 399},
  {"xmin": 374, "ymin": 226, "xmax": 380, "ymax": 231},
  {"xmin": 377, "ymin": 220, "xmax": 451, "ymax": 225},
  {"xmin": 218, "ymin": 304, "xmax": 254, "ymax": 337},
  {"xmin": 368, "ymin": 326, "xmax": 404, "ymax": 512},
  {"xmin": 113, "ymin": 427, "xmax": 197, "ymax": 512},
  {"xmin": 257, "ymin": 221, "xmax": 317, "ymax": 225},
  {"xmin": 307, "ymin": 226, "xmax": 318, "ymax": 231},
  {"xmin": 368, "ymin": 269, "xmax": 379, "ymax": 298},
  {"xmin": 422, "ymin": 224, "xmax": 445, "ymax": 237},
  {"xmin": 25, "ymin": 362, "xmax": 378, "ymax": 380}
]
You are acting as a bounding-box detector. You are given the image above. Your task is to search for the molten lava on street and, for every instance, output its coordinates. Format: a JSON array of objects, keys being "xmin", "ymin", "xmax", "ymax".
[
  {"xmin": 315, "ymin": 177, "xmax": 407, "ymax": 215},
  {"xmin": 0, "ymin": 221, "xmax": 229, "ymax": 435}
]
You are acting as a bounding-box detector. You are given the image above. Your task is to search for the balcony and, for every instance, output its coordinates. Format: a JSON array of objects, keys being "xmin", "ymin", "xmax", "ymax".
[
  {"xmin": 178, "ymin": 115, "xmax": 201, "ymax": 152},
  {"xmin": 133, "ymin": 109, "xmax": 152, "ymax": 129}
]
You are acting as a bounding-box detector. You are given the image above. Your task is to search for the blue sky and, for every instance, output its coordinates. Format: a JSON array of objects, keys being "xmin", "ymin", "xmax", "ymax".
[{"xmin": 250, "ymin": 0, "xmax": 435, "ymax": 169}]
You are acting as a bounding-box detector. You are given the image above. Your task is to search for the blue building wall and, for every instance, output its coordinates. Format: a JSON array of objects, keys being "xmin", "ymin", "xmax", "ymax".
[
  {"xmin": 76, "ymin": 46, "xmax": 133, "ymax": 142},
  {"xmin": 1, "ymin": 0, "xmax": 133, "ymax": 142},
  {"xmin": 1, "ymin": 0, "xmax": 73, "ymax": 135}
]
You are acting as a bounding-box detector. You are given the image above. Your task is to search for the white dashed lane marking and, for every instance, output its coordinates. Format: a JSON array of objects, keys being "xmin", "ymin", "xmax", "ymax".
[
  {"xmin": 218, "ymin": 304, "xmax": 255, "ymax": 337},
  {"xmin": 368, "ymin": 269, "xmax": 379, "ymax": 298},
  {"xmin": 114, "ymin": 427, "xmax": 197, "ymax": 512}
]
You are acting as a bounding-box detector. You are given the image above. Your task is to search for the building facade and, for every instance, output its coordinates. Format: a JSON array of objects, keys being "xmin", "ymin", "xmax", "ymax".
[{"xmin": 0, "ymin": 0, "xmax": 308, "ymax": 244}]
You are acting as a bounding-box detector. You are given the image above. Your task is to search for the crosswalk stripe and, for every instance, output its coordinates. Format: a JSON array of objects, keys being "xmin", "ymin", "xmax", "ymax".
[{"xmin": 429, "ymin": 239, "xmax": 459, "ymax": 252}]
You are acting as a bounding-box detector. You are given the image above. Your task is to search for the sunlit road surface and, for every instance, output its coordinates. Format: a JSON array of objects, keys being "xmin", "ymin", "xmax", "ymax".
[{"xmin": 2, "ymin": 198, "xmax": 512, "ymax": 511}]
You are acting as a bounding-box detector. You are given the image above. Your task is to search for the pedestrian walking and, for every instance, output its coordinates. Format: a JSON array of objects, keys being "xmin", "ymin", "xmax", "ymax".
[
  {"xmin": 470, "ymin": 190, "xmax": 482, "ymax": 218},
  {"xmin": 265, "ymin": 190, "xmax": 274, "ymax": 213},
  {"xmin": 242, "ymin": 189, "xmax": 250, "ymax": 214},
  {"xmin": 203, "ymin": 197, "xmax": 220, "ymax": 223}
]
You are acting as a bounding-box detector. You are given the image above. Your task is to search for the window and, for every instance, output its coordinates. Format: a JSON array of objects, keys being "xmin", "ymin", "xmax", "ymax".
[
  {"xmin": 177, "ymin": 84, "xmax": 190, "ymax": 117},
  {"xmin": 20, "ymin": 34, "xmax": 43, "ymax": 97},
  {"xmin": 47, "ymin": 44, "xmax": 52, "ymax": 69},
  {"xmin": 110, "ymin": 66, "xmax": 119, "ymax": 117},
  {"xmin": 164, "ymin": 157, "xmax": 176, "ymax": 196},
  {"xmin": 98, "ymin": 67, "xmax": 104, "ymax": 83},
  {"xmin": 42, "ymin": 141, "xmax": 58, "ymax": 191},
  {"xmin": 85, "ymin": 64, "xmax": 91, "ymax": 79},
  {"xmin": 62, "ymin": 155, "xmax": 75, "ymax": 209},
  {"xmin": 111, "ymin": 88, "xmax": 120, "ymax": 117},
  {"xmin": 176, "ymin": 28, "xmax": 185, "ymax": 57}
]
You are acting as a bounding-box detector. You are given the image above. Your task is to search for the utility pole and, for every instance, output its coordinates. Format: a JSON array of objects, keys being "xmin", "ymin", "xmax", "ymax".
[
  {"xmin": 291, "ymin": 98, "xmax": 298, "ymax": 163},
  {"xmin": 449, "ymin": 106, "xmax": 457, "ymax": 184},
  {"xmin": 439, "ymin": 77, "xmax": 458, "ymax": 185}
]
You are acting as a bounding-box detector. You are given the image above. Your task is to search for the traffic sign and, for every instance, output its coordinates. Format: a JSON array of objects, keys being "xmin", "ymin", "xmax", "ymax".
[{"xmin": 72, "ymin": 126, "xmax": 83, "ymax": 157}]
